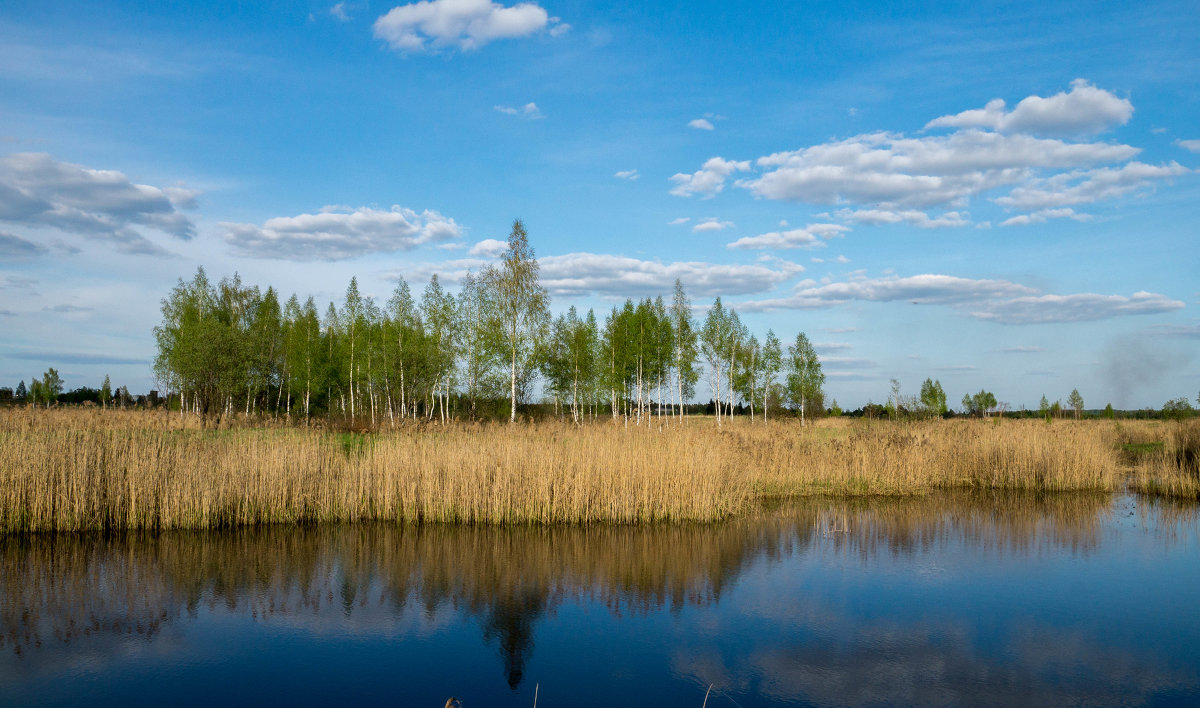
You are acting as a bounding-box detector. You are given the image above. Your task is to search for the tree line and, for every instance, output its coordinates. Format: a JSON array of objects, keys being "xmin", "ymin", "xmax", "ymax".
[{"xmin": 149, "ymin": 220, "xmax": 827, "ymax": 427}]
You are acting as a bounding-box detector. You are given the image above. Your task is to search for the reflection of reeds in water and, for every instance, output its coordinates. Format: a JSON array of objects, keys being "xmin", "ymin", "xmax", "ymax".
[
  {"xmin": 3, "ymin": 492, "xmax": 1168, "ymax": 667},
  {"xmin": 0, "ymin": 410, "xmax": 1127, "ymax": 532}
]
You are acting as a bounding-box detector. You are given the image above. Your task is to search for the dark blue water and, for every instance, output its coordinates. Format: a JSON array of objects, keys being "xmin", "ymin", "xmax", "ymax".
[{"xmin": 2, "ymin": 493, "xmax": 1198, "ymax": 706}]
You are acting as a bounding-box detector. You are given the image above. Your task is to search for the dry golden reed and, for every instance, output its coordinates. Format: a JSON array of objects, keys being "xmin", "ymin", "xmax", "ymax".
[
  {"xmin": 0, "ymin": 409, "xmax": 1128, "ymax": 532},
  {"xmin": 1130, "ymin": 420, "xmax": 1200, "ymax": 500}
]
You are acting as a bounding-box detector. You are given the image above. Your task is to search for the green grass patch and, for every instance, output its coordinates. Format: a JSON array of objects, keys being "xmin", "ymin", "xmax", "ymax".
[{"xmin": 1121, "ymin": 441, "xmax": 1164, "ymax": 455}]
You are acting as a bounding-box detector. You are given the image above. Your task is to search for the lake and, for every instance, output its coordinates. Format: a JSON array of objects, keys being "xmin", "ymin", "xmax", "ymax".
[{"xmin": 2, "ymin": 492, "xmax": 1198, "ymax": 706}]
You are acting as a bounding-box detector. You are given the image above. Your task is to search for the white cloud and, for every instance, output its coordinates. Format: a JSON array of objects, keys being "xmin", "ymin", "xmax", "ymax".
[
  {"xmin": 669, "ymin": 157, "xmax": 751, "ymax": 198},
  {"xmin": 728, "ymin": 223, "xmax": 849, "ymax": 250},
  {"xmin": 998, "ymin": 346, "xmax": 1044, "ymax": 353},
  {"xmin": 374, "ymin": 0, "xmax": 565, "ymax": 52},
  {"xmin": 993, "ymin": 161, "xmax": 1189, "ymax": 211},
  {"xmin": 667, "ymin": 217, "xmax": 690, "ymax": 225},
  {"xmin": 970, "ymin": 291, "xmax": 1184, "ymax": 324},
  {"xmin": 1177, "ymin": 139, "xmax": 1200, "ymax": 153},
  {"xmin": 999, "ymin": 208, "xmax": 1091, "ymax": 227},
  {"xmin": 614, "ymin": 169, "xmax": 639, "ymax": 181},
  {"xmin": 740, "ymin": 274, "xmax": 1036, "ymax": 312},
  {"xmin": 736, "ymin": 271, "xmax": 1183, "ymax": 325},
  {"xmin": 835, "ymin": 255, "xmax": 850, "ymax": 264},
  {"xmin": 538, "ymin": 252, "xmax": 804, "ymax": 297},
  {"xmin": 468, "ymin": 237, "xmax": 508, "ymax": 257},
  {"xmin": 0, "ymin": 152, "xmax": 197, "ymax": 255},
  {"xmin": 741, "ymin": 130, "xmax": 1136, "ymax": 208},
  {"xmin": 925, "ymin": 79, "xmax": 1133, "ymax": 136},
  {"xmin": 330, "ymin": 2, "xmax": 351, "ymax": 21},
  {"xmin": 834, "ymin": 208, "xmax": 969, "ymax": 229},
  {"xmin": 391, "ymin": 251, "xmax": 805, "ymax": 298},
  {"xmin": 221, "ymin": 205, "xmax": 462, "ymax": 260},
  {"xmin": 671, "ymin": 82, "xmax": 1185, "ymax": 224},
  {"xmin": 494, "ymin": 102, "xmax": 544, "ymax": 119},
  {"xmin": 688, "ymin": 118, "xmax": 715, "ymax": 131},
  {"xmin": 692, "ymin": 217, "xmax": 733, "ymax": 233}
]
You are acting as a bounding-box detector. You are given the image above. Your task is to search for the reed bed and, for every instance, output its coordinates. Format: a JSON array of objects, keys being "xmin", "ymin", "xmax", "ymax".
[
  {"xmin": 1130, "ymin": 420, "xmax": 1200, "ymax": 500},
  {"xmin": 0, "ymin": 409, "xmax": 1139, "ymax": 532}
]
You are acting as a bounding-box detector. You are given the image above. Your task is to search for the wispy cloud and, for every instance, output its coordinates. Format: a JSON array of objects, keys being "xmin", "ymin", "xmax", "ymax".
[{"xmin": 494, "ymin": 102, "xmax": 544, "ymax": 119}]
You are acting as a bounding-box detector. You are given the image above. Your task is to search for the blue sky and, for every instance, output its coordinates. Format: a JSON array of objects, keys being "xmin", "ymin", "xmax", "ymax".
[{"xmin": 1, "ymin": 0, "xmax": 1197, "ymax": 409}]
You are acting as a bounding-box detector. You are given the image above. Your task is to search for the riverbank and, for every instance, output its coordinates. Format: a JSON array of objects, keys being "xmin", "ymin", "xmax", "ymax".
[{"xmin": 1, "ymin": 409, "xmax": 1195, "ymax": 532}]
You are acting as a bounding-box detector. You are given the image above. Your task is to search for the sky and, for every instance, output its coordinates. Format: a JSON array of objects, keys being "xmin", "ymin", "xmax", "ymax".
[{"xmin": 0, "ymin": 0, "xmax": 1197, "ymax": 410}]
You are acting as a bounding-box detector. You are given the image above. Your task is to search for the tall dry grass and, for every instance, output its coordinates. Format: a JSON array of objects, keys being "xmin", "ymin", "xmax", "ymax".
[
  {"xmin": 0, "ymin": 409, "xmax": 1129, "ymax": 532},
  {"xmin": 1130, "ymin": 420, "xmax": 1200, "ymax": 500}
]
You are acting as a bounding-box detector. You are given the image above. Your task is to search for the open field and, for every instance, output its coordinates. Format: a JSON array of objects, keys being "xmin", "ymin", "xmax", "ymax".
[{"xmin": 1, "ymin": 409, "xmax": 1196, "ymax": 532}]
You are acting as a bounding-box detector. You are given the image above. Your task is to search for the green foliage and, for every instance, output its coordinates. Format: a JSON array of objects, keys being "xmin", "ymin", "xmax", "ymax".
[
  {"xmin": 100, "ymin": 375, "xmax": 112, "ymax": 409},
  {"xmin": 786, "ymin": 331, "xmax": 823, "ymax": 426},
  {"xmin": 1067, "ymin": 388, "xmax": 1085, "ymax": 419},
  {"xmin": 962, "ymin": 389, "xmax": 997, "ymax": 417},
  {"xmin": 1102, "ymin": 403, "xmax": 1115, "ymax": 419},
  {"xmin": 483, "ymin": 219, "xmax": 550, "ymax": 422},
  {"xmin": 1162, "ymin": 397, "xmax": 1196, "ymax": 421},
  {"xmin": 918, "ymin": 378, "xmax": 947, "ymax": 418}
]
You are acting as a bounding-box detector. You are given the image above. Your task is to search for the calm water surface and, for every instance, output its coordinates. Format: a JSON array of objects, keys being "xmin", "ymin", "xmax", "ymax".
[{"xmin": 2, "ymin": 493, "xmax": 1199, "ymax": 706}]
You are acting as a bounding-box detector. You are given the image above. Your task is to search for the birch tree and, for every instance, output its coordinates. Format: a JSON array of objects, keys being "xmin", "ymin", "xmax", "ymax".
[
  {"xmin": 786, "ymin": 331, "xmax": 823, "ymax": 427},
  {"xmin": 483, "ymin": 219, "xmax": 549, "ymax": 423}
]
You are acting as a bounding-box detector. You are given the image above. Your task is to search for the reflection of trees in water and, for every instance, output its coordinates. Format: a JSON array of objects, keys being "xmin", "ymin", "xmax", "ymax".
[{"xmin": 1, "ymin": 493, "xmax": 1187, "ymax": 687}]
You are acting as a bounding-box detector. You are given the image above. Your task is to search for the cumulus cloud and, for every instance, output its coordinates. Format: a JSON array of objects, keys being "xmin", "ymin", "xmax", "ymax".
[
  {"xmin": 330, "ymin": 2, "xmax": 351, "ymax": 21},
  {"xmin": 728, "ymin": 223, "xmax": 849, "ymax": 250},
  {"xmin": 925, "ymin": 80, "xmax": 1133, "ymax": 136},
  {"xmin": 742, "ymin": 130, "xmax": 1136, "ymax": 208},
  {"xmin": 688, "ymin": 118, "xmax": 715, "ymax": 131},
  {"xmin": 667, "ymin": 217, "xmax": 690, "ymax": 225},
  {"xmin": 374, "ymin": 0, "xmax": 565, "ymax": 52},
  {"xmin": 669, "ymin": 157, "xmax": 751, "ymax": 198},
  {"xmin": 0, "ymin": 152, "xmax": 197, "ymax": 255},
  {"xmin": 670, "ymin": 82, "xmax": 1185, "ymax": 226},
  {"xmin": 0, "ymin": 231, "xmax": 46, "ymax": 258},
  {"xmin": 692, "ymin": 217, "xmax": 733, "ymax": 233},
  {"xmin": 494, "ymin": 102, "xmax": 544, "ymax": 119},
  {"xmin": 614, "ymin": 169, "xmax": 639, "ymax": 181},
  {"xmin": 468, "ymin": 237, "xmax": 508, "ymax": 257},
  {"xmin": 969, "ymin": 291, "xmax": 1184, "ymax": 324},
  {"xmin": 1177, "ymin": 139, "xmax": 1200, "ymax": 153},
  {"xmin": 834, "ymin": 208, "xmax": 969, "ymax": 229},
  {"xmin": 993, "ymin": 161, "xmax": 1189, "ymax": 211},
  {"xmin": 221, "ymin": 205, "xmax": 462, "ymax": 260}
]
